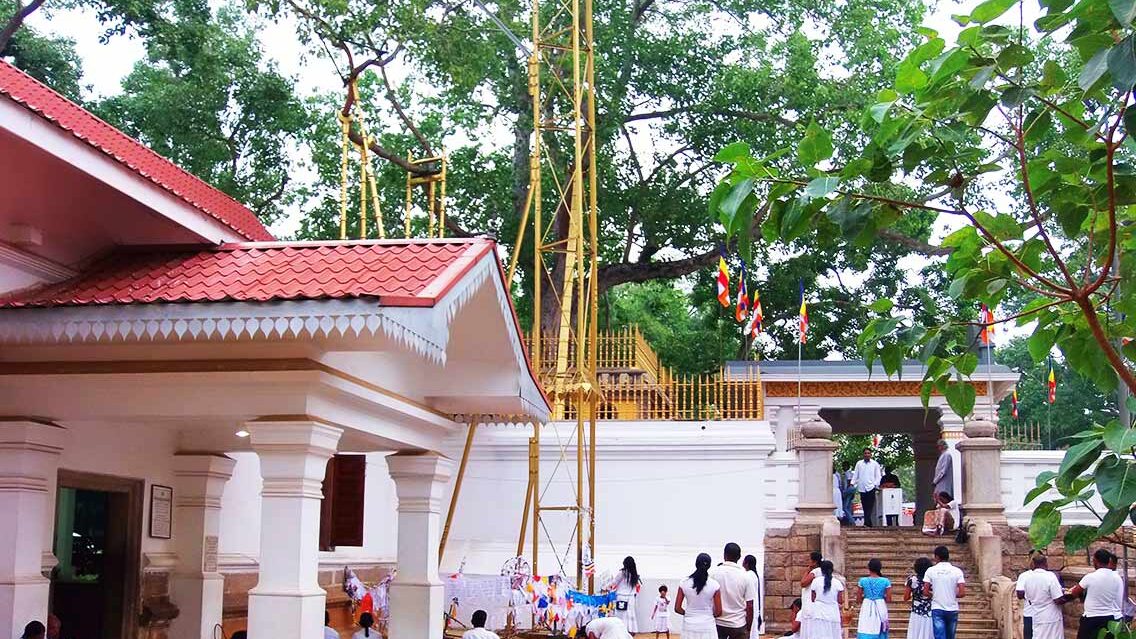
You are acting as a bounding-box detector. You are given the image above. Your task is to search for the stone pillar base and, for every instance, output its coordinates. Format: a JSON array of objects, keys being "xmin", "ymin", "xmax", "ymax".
[
  {"xmin": 388, "ymin": 582, "xmax": 445, "ymax": 639},
  {"xmin": 958, "ymin": 418, "xmax": 1006, "ymax": 526},
  {"xmin": 247, "ymin": 590, "xmax": 327, "ymax": 638}
]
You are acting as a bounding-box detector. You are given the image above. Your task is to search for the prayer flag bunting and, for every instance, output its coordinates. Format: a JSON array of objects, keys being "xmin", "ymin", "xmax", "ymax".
[
  {"xmin": 1047, "ymin": 362, "xmax": 1057, "ymax": 404},
  {"xmin": 980, "ymin": 304, "xmax": 995, "ymax": 345},
  {"xmin": 746, "ymin": 290, "xmax": 764, "ymax": 337},
  {"xmin": 1011, "ymin": 388, "xmax": 1019, "ymax": 419},
  {"xmin": 716, "ymin": 249, "xmax": 730, "ymax": 307},
  {"xmin": 798, "ymin": 280, "xmax": 808, "ymax": 344},
  {"xmin": 735, "ymin": 265, "xmax": 749, "ymax": 323}
]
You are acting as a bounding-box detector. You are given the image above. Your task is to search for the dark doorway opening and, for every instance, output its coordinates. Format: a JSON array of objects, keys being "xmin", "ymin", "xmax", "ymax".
[{"xmin": 51, "ymin": 471, "xmax": 143, "ymax": 639}]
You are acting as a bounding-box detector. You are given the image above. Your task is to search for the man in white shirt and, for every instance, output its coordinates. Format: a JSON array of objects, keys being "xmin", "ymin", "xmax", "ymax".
[
  {"xmin": 462, "ymin": 610, "xmax": 501, "ymax": 639},
  {"xmin": 1068, "ymin": 549, "xmax": 1124, "ymax": 639},
  {"xmin": 924, "ymin": 545, "xmax": 966, "ymax": 639},
  {"xmin": 1017, "ymin": 555, "xmax": 1066, "ymax": 639},
  {"xmin": 853, "ymin": 447, "xmax": 883, "ymax": 527},
  {"xmin": 709, "ymin": 542, "xmax": 757, "ymax": 639}
]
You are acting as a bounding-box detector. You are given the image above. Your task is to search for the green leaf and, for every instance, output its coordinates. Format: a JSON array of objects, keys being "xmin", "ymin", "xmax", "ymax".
[
  {"xmin": 868, "ymin": 101, "xmax": 893, "ymax": 124},
  {"xmin": 1025, "ymin": 482, "xmax": 1054, "ymax": 505},
  {"xmin": 1080, "ymin": 48, "xmax": 1110, "ymax": 92},
  {"xmin": 1104, "ymin": 421, "xmax": 1136, "ymax": 455},
  {"xmin": 1028, "ymin": 328, "xmax": 1058, "ymax": 362},
  {"xmin": 1096, "ymin": 455, "xmax": 1136, "ymax": 508},
  {"xmin": 944, "ymin": 382, "xmax": 977, "ymax": 418},
  {"xmin": 881, "ymin": 343, "xmax": 905, "ymax": 378},
  {"xmin": 1110, "ymin": 0, "xmax": 1136, "ymax": 26},
  {"xmin": 714, "ymin": 142, "xmax": 751, "ymax": 163},
  {"xmin": 1036, "ymin": 470, "xmax": 1058, "ymax": 486},
  {"xmin": 1064, "ymin": 525, "xmax": 1100, "ymax": 553},
  {"xmin": 798, "ymin": 122, "xmax": 834, "ymax": 166},
  {"xmin": 803, "ymin": 176, "xmax": 841, "ymax": 199},
  {"xmin": 1058, "ymin": 439, "xmax": 1105, "ymax": 488},
  {"xmin": 720, "ymin": 178, "xmax": 756, "ymax": 225},
  {"xmin": 997, "ymin": 44, "xmax": 1035, "ymax": 70},
  {"xmin": 969, "ymin": 65, "xmax": 997, "ymax": 90},
  {"xmin": 1029, "ymin": 501, "xmax": 1062, "ymax": 548},
  {"xmin": 895, "ymin": 60, "xmax": 929, "ymax": 93},
  {"xmin": 1099, "ymin": 506, "xmax": 1131, "ymax": 537},
  {"xmin": 971, "ymin": 0, "xmax": 1017, "ymax": 23},
  {"xmin": 709, "ymin": 181, "xmax": 731, "ymax": 226},
  {"xmin": 956, "ymin": 352, "xmax": 979, "ymax": 376},
  {"xmin": 869, "ymin": 299, "xmax": 894, "ymax": 313},
  {"xmin": 1108, "ymin": 35, "xmax": 1136, "ymax": 91}
]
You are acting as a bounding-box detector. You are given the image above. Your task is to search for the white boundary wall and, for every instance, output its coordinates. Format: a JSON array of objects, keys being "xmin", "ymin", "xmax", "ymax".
[{"xmin": 1001, "ymin": 450, "xmax": 1099, "ymax": 526}]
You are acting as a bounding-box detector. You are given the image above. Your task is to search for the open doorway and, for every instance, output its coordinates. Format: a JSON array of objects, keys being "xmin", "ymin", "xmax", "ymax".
[{"xmin": 51, "ymin": 471, "xmax": 143, "ymax": 639}]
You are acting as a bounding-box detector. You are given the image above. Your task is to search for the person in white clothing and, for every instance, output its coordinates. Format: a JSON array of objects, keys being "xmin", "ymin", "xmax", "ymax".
[
  {"xmin": 1068, "ymin": 548, "xmax": 1123, "ymax": 639},
  {"xmin": 652, "ymin": 585, "xmax": 672, "ymax": 638},
  {"xmin": 924, "ymin": 546, "xmax": 966, "ymax": 639},
  {"xmin": 461, "ymin": 610, "xmax": 500, "ymax": 639},
  {"xmin": 801, "ymin": 560, "xmax": 844, "ymax": 639},
  {"xmin": 675, "ymin": 553, "xmax": 724, "ymax": 639},
  {"xmin": 583, "ymin": 616, "xmax": 633, "ymax": 639},
  {"xmin": 743, "ymin": 554, "xmax": 764, "ymax": 639},
  {"xmin": 324, "ymin": 611, "xmax": 339, "ymax": 639},
  {"xmin": 800, "ymin": 551, "xmax": 824, "ymax": 612},
  {"xmin": 1016, "ymin": 555, "xmax": 1066, "ymax": 639},
  {"xmin": 853, "ymin": 448, "xmax": 883, "ymax": 527},
  {"xmin": 608, "ymin": 556, "xmax": 642, "ymax": 633},
  {"xmin": 708, "ymin": 542, "xmax": 757, "ymax": 638},
  {"xmin": 351, "ymin": 612, "xmax": 376, "ymax": 639},
  {"xmin": 784, "ymin": 598, "xmax": 803, "ymax": 639}
]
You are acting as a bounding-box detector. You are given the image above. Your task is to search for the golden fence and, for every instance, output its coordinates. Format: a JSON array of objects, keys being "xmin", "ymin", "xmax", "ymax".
[
  {"xmin": 562, "ymin": 367, "xmax": 764, "ymax": 421},
  {"xmin": 525, "ymin": 327, "xmax": 665, "ymax": 384},
  {"xmin": 999, "ymin": 421, "xmax": 1054, "ymax": 450}
]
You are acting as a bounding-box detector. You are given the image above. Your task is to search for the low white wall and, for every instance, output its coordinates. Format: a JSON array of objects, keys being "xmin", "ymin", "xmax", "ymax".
[
  {"xmin": 1001, "ymin": 450, "xmax": 1099, "ymax": 526},
  {"xmin": 218, "ymin": 451, "xmax": 399, "ymax": 570},
  {"xmin": 438, "ymin": 420, "xmax": 779, "ymax": 631}
]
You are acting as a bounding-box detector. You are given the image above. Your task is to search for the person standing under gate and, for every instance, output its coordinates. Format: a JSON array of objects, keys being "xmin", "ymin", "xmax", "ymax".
[
  {"xmin": 1067, "ymin": 548, "xmax": 1123, "ymax": 639},
  {"xmin": 1016, "ymin": 555, "xmax": 1066, "ymax": 639},
  {"xmin": 924, "ymin": 545, "xmax": 966, "ymax": 639},
  {"xmin": 853, "ymin": 448, "xmax": 883, "ymax": 527},
  {"xmin": 933, "ymin": 440, "xmax": 953, "ymax": 500},
  {"xmin": 709, "ymin": 542, "xmax": 757, "ymax": 639}
]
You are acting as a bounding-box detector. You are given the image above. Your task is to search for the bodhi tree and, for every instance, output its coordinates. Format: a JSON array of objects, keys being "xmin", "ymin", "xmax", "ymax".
[{"xmin": 711, "ymin": 0, "xmax": 1134, "ymax": 550}]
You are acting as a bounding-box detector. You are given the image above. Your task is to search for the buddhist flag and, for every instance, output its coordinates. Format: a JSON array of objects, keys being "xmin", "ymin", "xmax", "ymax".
[
  {"xmin": 980, "ymin": 304, "xmax": 995, "ymax": 345},
  {"xmin": 1047, "ymin": 362, "xmax": 1057, "ymax": 404},
  {"xmin": 735, "ymin": 266, "xmax": 749, "ymax": 323},
  {"xmin": 798, "ymin": 280, "xmax": 809, "ymax": 344},
  {"xmin": 746, "ymin": 290, "xmax": 764, "ymax": 337},
  {"xmin": 1011, "ymin": 388, "xmax": 1019, "ymax": 419},
  {"xmin": 716, "ymin": 249, "xmax": 730, "ymax": 307}
]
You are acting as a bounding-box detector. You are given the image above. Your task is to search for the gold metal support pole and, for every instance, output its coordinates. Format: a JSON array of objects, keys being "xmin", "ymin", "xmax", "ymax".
[
  {"xmin": 359, "ymin": 140, "xmax": 369, "ymax": 239},
  {"xmin": 576, "ymin": 406, "xmax": 584, "ymax": 587},
  {"xmin": 404, "ymin": 168, "xmax": 413, "ymax": 238},
  {"xmin": 438, "ymin": 154, "xmax": 447, "ymax": 238},
  {"xmin": 439, "ymin": 417, "xmax": 479, "ymax": 561},
  {"xmin": 517, "ymin": 460, "xmax": 534, "ymax": 558},
  {"xmin": 428, "ymin": 180, "xmax": 437, "ymax": 237},
  {"xmin": 531, "ymin": 421, "xmax": 540, "ymax": 575}
]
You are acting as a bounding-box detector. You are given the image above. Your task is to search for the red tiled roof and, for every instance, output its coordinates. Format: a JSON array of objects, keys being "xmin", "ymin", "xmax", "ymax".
[
  {"xmin": 0, "ymin": 239, "xmax": 495, "ymax": 308},
  {"xmin": 0, "ymin": 61, "xmax": 274, "ymax": 242}
]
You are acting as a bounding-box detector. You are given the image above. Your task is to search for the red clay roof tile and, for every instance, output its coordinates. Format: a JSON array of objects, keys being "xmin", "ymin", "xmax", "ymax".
[
  {"xmin": 0, "ymin": 60, "xmax": 274, "ymax": 242},
  {"xmin": 0, "ymin": 239, "xmax": 495, "ymax": 308}
]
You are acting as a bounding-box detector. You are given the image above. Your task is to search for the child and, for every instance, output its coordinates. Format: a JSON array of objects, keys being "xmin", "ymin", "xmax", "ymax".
[{"xmin": 652, "ymin": 584, "xmax": 671, "ymax": 638}]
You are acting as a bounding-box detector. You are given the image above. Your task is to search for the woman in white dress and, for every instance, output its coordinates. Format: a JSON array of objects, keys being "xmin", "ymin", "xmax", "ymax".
[
  {"xmin": 583, "ymin": 616, "xmax": 633, "ymax": 639},
  {"xmin": 608, "ymin": 556, "xmax": 641, "ymax": 633},
  {"xmin": 802, "ymin": 560, "xmax": 844, "ymax": 639},
  {"xmin": 675, "ymin": 553, "xmax": 723, "ymax": 639},
  {"xmin": 743, "ymin": 554, "xmax": 763, "ymax": 639}
]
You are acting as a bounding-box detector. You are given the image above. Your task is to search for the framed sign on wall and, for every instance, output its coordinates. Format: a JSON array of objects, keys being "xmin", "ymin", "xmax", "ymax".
[{"xmin": 149, "ymin": 485, "xmax": 173, "ymax": 539}]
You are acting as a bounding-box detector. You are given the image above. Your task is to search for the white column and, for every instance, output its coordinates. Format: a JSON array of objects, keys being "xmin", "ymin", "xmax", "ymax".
[
  {"xmin": 246, "ymin": 421, "xmax": 342, "ymax": 639},
  {"xmin": 0, "ymin": 421, "xmax": 67, "ymax": 639},
  {"xmin": 957, "ymin": 417, "xmax": 1006, "ymax": 523},
  {"xmin": 169, "ymin": 454, "xmax": 236, "ymax": 639},
  {"xmin": 386, "ymin": 452, "xmax": 454, "ymax": 639}
]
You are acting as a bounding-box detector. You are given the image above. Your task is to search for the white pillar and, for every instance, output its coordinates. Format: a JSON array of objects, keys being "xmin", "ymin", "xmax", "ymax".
[
  {"xmin": 170, "ymin": 454, "xmax": 236, "ymax": 639},
  {"xmin": 386, "ymin": 452, "xmax": 454, "ymax": 639},
  {"xmin": 246, "ymin": 421, "xmax": 342, "ymax": 639},
  {"xmin": 0, "ymin": 421, "xmax": 67, "ymax": 639},
  {"xmin": 957, "ymin": 417, "xmax": 1006, "ymax": 523}
]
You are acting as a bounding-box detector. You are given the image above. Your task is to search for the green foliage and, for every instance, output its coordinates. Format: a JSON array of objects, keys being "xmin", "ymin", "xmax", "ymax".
[
  {"xmin": 834, "ymin": 434, "xmax": 914, "ymax": 477},
  {"xmin": 0, "ymin": 1, "xmax": 85, "ymax": 101}
]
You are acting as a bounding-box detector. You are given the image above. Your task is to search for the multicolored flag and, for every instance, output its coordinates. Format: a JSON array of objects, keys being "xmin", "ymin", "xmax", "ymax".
[
  {"xmin": 735, "ymin": 266, "xmax": 749, "ymax": 323},
  {"xmin": 798, "ymin": 280, "xmax": 809, "ymax": 344},
  {"xmin": 1047, "ymin": 362, "xmax": 1057, "ymax": 404},
  {"xmin": 746, "ymin": 290, "xmax": 764, "ymax": 337},
  {"xmin": 980, "ymin": 304, "xmax": 995, "ymax": 345},
  {"xmin": 716, "ymin": 249, "xmax": 730, "ymax": 307},
  {"xmin": 1011, "ymin": 388, "xmax": 1019, "ymax": 419}
]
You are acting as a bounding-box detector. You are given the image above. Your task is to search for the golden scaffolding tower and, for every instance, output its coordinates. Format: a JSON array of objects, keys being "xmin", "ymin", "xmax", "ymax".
[{"xmin": 505, "ymin": 0, "xmax": 601, "ymax": 594}]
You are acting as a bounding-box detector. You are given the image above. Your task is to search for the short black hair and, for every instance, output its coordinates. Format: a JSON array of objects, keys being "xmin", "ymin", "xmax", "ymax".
[
  {"xmin": 472, "ymin": 610, "xmax": 488, "ymax": 628},
  {"xmin": 724, "ymin": 542, "xmax": 742, "ymax": 562},
  {"xmin": 1095, "ymin": 548, "xmax": 1114, "ymax": 566},
  {"xmin": 789, "ymin": 597, "xmax": 803, "ymax": 610},
  {"xmin": 810, "ymin": 551, "xmax": 823, "ymax": 564},
  {"xmin": 934, "ymin": 546, "xmax": 950, "ymax": 561},
  {"xmin": 230, "ymin": 632, "xmax": 246, "ymax": 639},
  {"xmin": 22, "ymin": 622, "xmax": 45, "ymax": 639},
  {"xmin": 659, "ymin": 584, "xmax": 668, "ymax": 593},
  {"xmin": 863, "ymin": 447, "xmax": 872, "ymax": 453}
]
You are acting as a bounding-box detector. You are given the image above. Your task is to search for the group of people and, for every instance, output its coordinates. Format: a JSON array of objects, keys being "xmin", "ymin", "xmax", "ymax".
[
  {"xmin": 790, "ymin": 545, "xmax": 966, "ymax": 639},
  {"xmin": 1016, "ymin": 548, "xmax": 1131, "ymax": 639},
  {"xmin": 836, "ymin": 448, "xmax": 903, "ymax": 526}
]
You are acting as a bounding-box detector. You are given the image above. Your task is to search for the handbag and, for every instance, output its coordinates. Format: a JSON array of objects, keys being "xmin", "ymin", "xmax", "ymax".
[{"xmin": 616, "ymin": 600, "xmax": 629, "ymax": 611}]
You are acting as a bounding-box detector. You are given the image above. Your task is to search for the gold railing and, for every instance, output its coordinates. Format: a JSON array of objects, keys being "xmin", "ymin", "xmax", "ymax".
[
  {"xmin": 525, "ymin": 327, "xmax": 664, "ymax": 383},
  {"xmin": 565, "ymin": 367, "xmax": 764, "ymax": 421}
]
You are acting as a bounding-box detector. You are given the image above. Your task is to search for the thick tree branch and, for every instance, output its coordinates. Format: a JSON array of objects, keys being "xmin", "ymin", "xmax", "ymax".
[
  {"xmin": 625, "ymin": 106, "xmax": 796, "ymax": 128},
  {"xmin": 251, "ymin": 175, "xmax": 290, "ymax": 216},
  {"xmin": 878, "ymin": 229, "xmax": 951, "ymax": 256},
  {"xmin": 0, "ymin": 0, "xmax": 46, "ymax": 54},
  {"xmin": 379, "ymin": 62, "xmax": 434, "ymax": 156}
]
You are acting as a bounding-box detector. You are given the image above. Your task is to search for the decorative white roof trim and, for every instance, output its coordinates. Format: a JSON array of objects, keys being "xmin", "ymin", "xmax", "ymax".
[{"xmin": 0, "ymin": 299, "xmax": 452, "ymax": 363}]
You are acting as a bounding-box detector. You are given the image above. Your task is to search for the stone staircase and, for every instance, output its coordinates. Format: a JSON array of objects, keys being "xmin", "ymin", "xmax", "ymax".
[{"xmin": 843, "ymin": 527, "xmax": 1000, "ymax": 639}]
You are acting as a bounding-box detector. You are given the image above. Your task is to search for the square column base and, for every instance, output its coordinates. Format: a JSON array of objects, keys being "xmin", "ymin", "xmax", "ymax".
[
  {"xmin": 247, "ymin": 590, "xmax": 327, "ymax": 638},
  {"xmin": 0, "ymin": 578, "xmax": 50, "ymax": 639},
  {"xmin": 389, "ymin": 582, "xmax": 444, "ymax": 639},
  {"xmin": 170, "ymin": 574, "xmax": 225, "ymax": 639}
]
